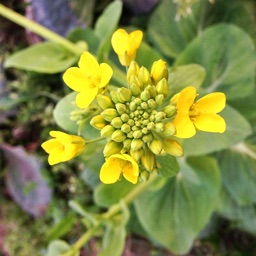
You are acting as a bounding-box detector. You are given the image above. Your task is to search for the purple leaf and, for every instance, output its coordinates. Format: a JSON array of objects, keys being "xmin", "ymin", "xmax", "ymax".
[{"xmin": 0, "ymin": 144, "xmax": 52, "ymax": 217}]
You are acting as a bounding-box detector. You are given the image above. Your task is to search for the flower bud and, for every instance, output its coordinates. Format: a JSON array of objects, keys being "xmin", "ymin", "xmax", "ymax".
[
  {"xmin": 131, "ymin": 139, "xmax": 144, "ymax": 151},
  {"xmin": 129, "ymin": 75, "xmax": 141, "ymax": 90},
  {"xmin": 145, "ymin": 85, "xmax": 157, "ymax": 98},
  {"xmin": 103, "ymin": 140, "xmax": 123, "ymax": 157},
  {"xmin": 154, "ymin": 112, "xmax": 166, "ymax": 122},
  {"xmin": 134, "ymin": 98, "xmax": 142, "ymax": 105},
  {"xmin": 130, "ymin": 148, "xmax": 144, "ymax": 161},
  {"xmin": 156, "ymin": 78, "xmax": 169, "ymax": 97},
  {"xmin": 163, "ymin": 105, "xmax": 176, "ymax": 118},
  {"xmin": 155, "ymin": 122, "xmax": 164, "ymax": 133},
  {"xmin": 141, "ymin": 102, "xmax": 148, "ymax": 110},
  {"xmin": 138, "ymin": 67, "xmax": 151, "ymax": 89},
  {"xmin": 130, "ymin": 83, "xmax": 141, "ymax": 96},
  {"xmin": 121, "ymin": 123, "xmax": 131, "ymax": 133},
  {"xmin": 123, "ymin": 139, "xmax": 132, "ymax": 149},
  {"xmin": 110, "ymin": 90, "xmax": 119, "ymax": 103},
  {"xmin": 127, "ymin": 61, "xmax": 139, "ymax": 80},
  {"xmin": 141, "ymin": 146, "xmax": 155, "ymax": 171},
  {"xmin": 90, "ymin": 115, "xmax": 107, "ymax": 130},
  {"xmin": 96, "ymin": 94, "xmax": 114, "ymax": 110},
  {"xmin": 140, "ymin": 90, "xmax": 151, "ymax": 101},
  {"xmin": 111, "ymin": 117, "xmax": 123, "ymax": 128},
  {"xmin": 147, "ymin": 99, "xmax": 156, "ymax": 109},
  {"xmin": 151, "ymin": 59, "xmax": 168, "ymax": 84},
  {"xmin": 101, "ymin": 108, "xmax": 119, "ymax": 122},
  {"xmin": 117, "ymin": 88, "xmax": 132, "ymax": 103},
  {"xmin": 101, "ymin": 125, "xmax": 115, "ymax": 137},
  {"xmin": 147, "ymin": 122, "xmax": 155, "ymax": 130},
  {"xmin": 115, "ymin": 103, "xmax": 127, "ymax": 115},
  {"xmin": 129, "ymin": 101, "xmax": 137, "ymax": 112},
  {"xmin": 148, "ymin": 138, "xmax": 163, "ymax": 155},
  {"xmin": 142, "ymin": 133, "xmax": 153, "ymax": 143},
  {"xmin": 121, "ymin": 113, "xmax": 129, "ymax": 122},
  {"xmin": 111, "ymin": 130, "xmax": 126, "ymax": 142},
  {"xmin": 162, "ymin": 123, "xmax": 176, "ymax": 138},
  {"xmin": 163, "ymin": 139, "xmax": 183, "ymax": 157},
  {"xmin": 142, "ymin": 127, "xmax": 148, "ymax": 134},
  {"xmin": 140, "ymin": 171, "xmax": 150, "ymax": 182},
  {"xmin": 155, "ymin": 94, "xmax": 164, "ymax": 106},
  {"xmin": 133, "ymin": 130, "xmax": 143, "ymax": 139}
]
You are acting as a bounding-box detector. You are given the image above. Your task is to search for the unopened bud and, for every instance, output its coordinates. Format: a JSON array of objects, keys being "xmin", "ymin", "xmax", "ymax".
[
  {"xmin": 110, "ymin": 90, "xmax": 119, "ymax": 103},
  {"xmin": 103, "ymin": 140, "xmax": 123, "ymax": 157},
  {"xmin": 147, "ymin": 99, "xmax": 156, "ymax": 109},
  {"xmin": 147, "ymin": 122, "xmax": 155, "ymax": 130},
  {"xmin": 131, "ymin": 139, "xmax": 144, "ymax": 151},
  {"xmin": 145, "ymin": 85, "xmax": 157, "ymax": 98},
  {"xmin": 90, "ymin": 115, "xmax": 107, "ymax": 130},
  {"xmin": 127, "ymin": 61, "xmax": 140, "ymax": 81},
  {"xmin": 133, "ymin": 130, "xmax": 143, "ymax": 139},
  {"xmin": 142, "ymin": 133, "xmax": 153, "ymax": 143},
  {"xmin": 101, "ymin": 108, "xmax": 119, "ymax": 122},
  {"xmin": 117, "ymin": 88, "xmax": 132, "ymax": 103},
  {"xmin": 155, "ymin": 94, "xmax": 164, "ymax": 106},
  {"xmin": 156, "ymin": 78, "xmax": 169, "ymax": 97},
  {"xmin": 155, "ymin": 122, "xmax": 164, "ymax": 133},
  {"xmin": 134, "ymin": 98, "xmax": 142, "ymax": 105},
  {"xmin": 121, "ymin": 123, "xmax": 131, "ymax": 133},
  {"xmin": 101, "ymin": 125, "xmax": 115, "ymax": 137},
  {"xmin": 115, "ymin": 103, "xmax": 127, "ymax": 115},
  {"xmin": 140, "ymin": 90, "xmax": 151, "ymax": 101},
  {"xmin": 141, "ymin": 102, "xmax": 148, "ymax": 110},
  {"xmin": 121, "ymin": 113, "xmax": 129, "ymax": 122},
  {"xmin": 162, "ymin": 123, "xmax": 176, "ymax": 137},
  {"xmin": 151, "ymin": 59, "xmax": 168, "ymax": 84},
  {"xmin": 163, "ymin": 139, "xmax": 183, "ymax": 157},
  {"xmin": 141, "ymin": 146, "xmax": 155, "ymax": 171},
  {"xmin": 140, "ymin": 171, "xmax": 150, "ymax": 182},
  {"xmin": 163, "ymin": 105, "xmax": 176, "ymax": 118},
  {"xmin": 138, "ymin": 67, "xmax": 151, "ymax": 89},
  {"xmin": 130, "ymin": 83, "xmax": 141, "ymax": 96},
  {"xmin": 129, "ymin": 101, "xmax": 137, "ymax": 111},
  {"xmin": 96, "ymin": 94, "xmax": 114, "ymax": 110},
  {"xmin": 123, "ymin": 139, "xmax": 132, "ymax": 149},
  {"xmin": 111, "ymin": 117, "xmax": 123, "ymax": 128},
  {"xmin": 148, "ymin": 138, "xmax": 163, "ymax": 155},
  {"xmin": 111, "ymin": 130, "xmax": 126, "ymax": 142},
  {"xmin": 154, "ymin": 112, "xmax": 166, "ymax": 122},
  {"xmin": 130, "ymin": 148, "xmax": 144, "ymax": 161}
]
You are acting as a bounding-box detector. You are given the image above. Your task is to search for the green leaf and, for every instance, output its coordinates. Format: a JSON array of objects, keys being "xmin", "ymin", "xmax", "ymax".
[
  {"xmin": 94, "ymin": 179, "xmax": 134, "ymax": 208},
  {"xmin": 218, "ymin": 148, "xmax": 256, "ymax": 206},
  {"xmin": 157, "ymin": 154, "xmax": 179, "ymax": 178},
  {"xmin": 53, "ymin": 92, "xmax": 100, "ymax": 139},
  {"xmin": 46, "ymin": 240, "xmax": 78, "ymax": 256},
  {"xmin": 134, "ymin": 156, "xmax": 221, "ymax": 254},
  {"xmin": 47, "ymin": 212, "xmax": 76, "ymax": 241},
  {"xmin": 95, "ymin": 0, "xmax": 123, "ymax": 61},
  {"xmin": 5, "ymin": 42, "xmax": 78, "ymax": 73},
  {"xmin": 175, "ymin": 24, "xmax": 256, "ymax": 100},
  {"xmin": 182, "ymin": 105, "xmax": 252, "ymax": 156}
]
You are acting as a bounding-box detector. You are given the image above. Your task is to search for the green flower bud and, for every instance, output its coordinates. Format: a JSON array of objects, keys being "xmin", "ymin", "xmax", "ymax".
[
  {"xmin": 162, "ymin": 123, "xmax": 176, "ymax": 138},
  {"xmin": 115, "ymin": 103, "xmax": 127, "ymax": 115},
  {"xmin": 134, "ymin": 98, "xmax": 142, "ymax": 105},
  {"xmin": 103, "ymin": 140, "xmax": 123, "ymax": 157},
  {"xmin": 142, "ymin": 127, "xmax": 148, "ymax": 134},
  {"xmin": 140, "ymin": 171, "xmax": 150, "ymax": 182},
  {"xmin": 129, "ymin": 74, "xmax": 141, "ymax": 89},
  {"xmin": 101, "ymin": 108, "xmax": 119, "ymax": 122},
  {"xmin": 111, "ymin": 130, "xmax": 126, "ymax": 142},
  {"xmin": 145, "ymin": 85, "xmax": 157, "ymax": 98},
  {"xmin": 130, "ymin": 83, "xmax": 141, "ymax": 96},
  {"xmin": 155, "ymin": 122, "xmax": 164, "ymax": 133},
  {"xmin": 110, "ymin": 90, "xmax": 119, "ymax": 103},
  {"xmin": 127, "ymin": 61, "xmax": 139, "ymax": 80},
  {"xmin": 163, "ymin": 139, "xmax": 183, "ymax": 157},
  {"xmin": 151, "ymin": 59, "xmax": 168, "ymax": 84},
  {"xmin": 130, "ymin": 148, "xmax": 144, "ymax": 161},
  {"xmin": 101, "ymin": 125, "xmax": 115, "ymax": 137},
  {"xmin": 155, "ymin": 112, "xmax": 166, "ymax": 122},
  {"xmin": 127, "ymin": 131, "xmax": 134, "ymax": 138},
  {"xmin": 111, "ymin": 117, "xmax": 123, "ymax": 128},
  {"xmin": 90, "ymin": 115, "xmax": 107, "ymax": 130},
  {"xmin": 131, "ymin": 139, "xmax": 144, "ymax": 151},
  {"xmin": 128, "ymin": 119, "xmax": 135, "ymax": 126},
  {"xmin": 163, "ymin": 105, "xmax": 177, "ymax": 118},
  {"xmin": 140, "ymin": 90, "xmax": 151, "ymax": 101},
  {"xmin": 142, "ymin": 112, "xmax": 149, "ymax": 119},
  {"xmin": 129, "ymin": 101, "xmax": 137, "ymax": 111},
  {"xmin": 147, "ymin": 99, "xmax": 156, "ymax": 109},
  {"xmin": 96, "ymin": 94, "xmax": 114, "ymax": 110},
  {"xmin": 147, "ymin": 122, "xmax": 155, "ymax": 130},
  {"xmin": 141, "ymin": 146, "xmax": 155, "ymax": 171},
  {"xmin": 148, "ymin": 138, "xmax": 163, "ymax": 155},
  {"xmin": 121, "ymin": 123, "xmax": 131, "ymax": 133},
  {"xmin": 155, "ymin": 94, "xmax": 164, "ymax": 106},
  {"xmin": 123, "ymin": 139, "xmax": 132, "ymax": 149},
  {"xmin": 141, "ymin": 102, "xmax": 148, "ymax": 110},
  {"xmin": 117, "ymin": 88, "xmax": 132, "ymax": 103},
  {"xmin": 133, "ymin": 130, "xmax": 143, "ymax": 139},
  {"xmin": 121, "ymin": 113, "xmax": 129, "ymax": 122},
  {"xmin": 138, "ymin": 67, "xmax": 151, "ymax": 89},
  {"xmin": 156, "ymin": 78, "xmax": 169, "ymax": 97},
  {"xmin": 142, "ymin": 133, "xmax": 153, "ymax": 143}
]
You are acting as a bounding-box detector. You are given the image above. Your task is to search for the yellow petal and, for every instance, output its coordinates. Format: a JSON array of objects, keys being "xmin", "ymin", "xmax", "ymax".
[
  {"xmin": 195, "ymin": 92, "xmax": 226, "ymax": 113},
  {"xmin": 177, "ymin": 86, "xmax": 197, "ymax": 112},
  {"xmin": 100, "ymin": 157, "xmax": 122, "ymax": 184},
  {"xmin": 78, "ymin": 51, "xmax": 100, "ymax": 77},
  {"xmin": 50, "ymin": 131, "xmax": 72, "ymax": 143},
  {"xmin": 48, "ymin": 147, "xmax": 64, "ymax": 165},
  {"xmin": 111, "ymin": 29, "xmax": 129, "ymax": 55},
  {"xmin": 173, "ymin": 112, "xmax": 196, "ymax": 138},
  {"xmin": 99, "ymin": 63, "xmax": 113, "ymax": 88},
  {"xmin": 121, "ymin": 154, "xmax": 139, "ymax": 184},
  {"xmin": 193, "ymin": 113, "xmax": 226, "ymax": 133},
  {"xmin": 41, "ymin": 139, "xmax": 60, "ymax": 154},
  {"xmin": 64, "ymin": 144, "xmax": 77, "ymax": 160},
  {"xmin": 129, "ymin": 30, "xmax": 143, "ymax": 51},
  {"xmin": 76, "ymin": 87, "xmax": 98, "ymax": 108},
  {"xmin": 63, "ymin": 67, "xmax": 89, "ymax": 92}
]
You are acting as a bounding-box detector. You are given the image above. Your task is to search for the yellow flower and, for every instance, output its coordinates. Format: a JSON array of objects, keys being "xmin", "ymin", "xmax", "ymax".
[
  {"xmin": 100, "ymin": 154, "xmax": 139, "ymax": 184},
  {"xmin": 41, "ymin": 131, "xmax": 86, "ymax": 165},
  {"xmin": 150, "ymin": 59, "xmax": 168, "ymax": 84},
  {"xmin": 173, "ymin": 86, "xmax": 226, "ymax": 138},
  {"xmin": 111, "ymin": 29, "xmax": 143, "ymax": 66},
  {"xmin": 63, "ymin": 51, "xmax": 113, "ymax": 108}
]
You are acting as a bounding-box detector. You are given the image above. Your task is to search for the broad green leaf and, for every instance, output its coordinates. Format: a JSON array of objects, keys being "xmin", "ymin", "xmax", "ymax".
[
  {"xmin": 94, "ymin": 179, "xmax": 134, "ymax": 208},
  {"xmin": 134, "ymin": 156, "xmax": 221, "ymax": 254},
  {"xmin": 5, "ymin": 42, "xmax": 78, "ymax": 73},
  {"xmin": 217, "ymin": 149, "xmax": 256, "ymax": 206},
  {"xmin": 182, "ymin": 105, "xmax": 252, "ymax": 156},
  {"xmin": 53, "ymin": 92, "xmax": 100, "ymax": 139},
  {"xmin": 46, "ymin": 240, "xmax": 79, "ymax": 256},
  {"xmin": 157, "ymin": 154, "xmax": 179, "ymax": 178},
  {"xmin": 95, "ymin": 1, "xmax": 123, "ymax": 61},
  {"xmin": 175, "ymin": 24, "xmax": 256, "ymax": 100}
]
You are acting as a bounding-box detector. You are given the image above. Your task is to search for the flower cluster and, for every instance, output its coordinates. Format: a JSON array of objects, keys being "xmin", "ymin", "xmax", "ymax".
[{"xmin": 42, "ymin": 29, "xmax": 226, "ymax": 184}]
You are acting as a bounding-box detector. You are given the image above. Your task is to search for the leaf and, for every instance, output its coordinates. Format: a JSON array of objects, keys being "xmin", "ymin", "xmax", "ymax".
[
  {"xmin": 157, "ymin": 154, "xmax": 179, "ymax": 178},
  {"xmin": 134, "ymin": 156, "xmax": 221, "ymax": 254},
  {"xmin": 94, "ymin": 179, "xmax": 134, "ymax": 208},
  {"xmin": 95, "ymin": 0, "xmax": 123, "ymax": 61},
  {"xmin": 175, "ymin": 24, "xmax": 256, "ymax": 100},
  {"xmin": 182, "ymin": 105, "xmax": 252, "ymax": 156},
  {"xmin": 5, "ymin": 42, "xmax": 78, "ymax": 73},
  {"xmin": 53, "ymin": 92, "xmax": 100, "ymax": 139},
  {"xmin": 0, "ymin": 144, "xmax": 52, "ymax": 217},
  {"xmin": 46, "ymin": 240, "xmax": 79, "ymax": 256},
  {"xmin": 217, "ymin": 148, "xmax": 256, "ymax": 206}
]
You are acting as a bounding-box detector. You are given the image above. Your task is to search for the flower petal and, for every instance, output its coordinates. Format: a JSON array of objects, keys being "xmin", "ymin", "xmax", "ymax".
[
  {"xmin": 78, "ymin": 51, "xmax": 100, "ymax": 77},
  {"xmin": 76, "ymin": 87, "xmax": 98, "ymax": 108},
  {"xmin": 196, "ymin": 92, "xmax": 226, "ymax": 113},
  {"xmin": 122, "ymin": 154, "xmax": 139, "ymax": 184},
  {"xmin": 41, "ymin": 139, "xmax": 60, "ymax": 153},
  {"xmin": 177, "ymin": 86, "xmax": 197, "ymax": 112},
  {"xmin": 173, "ymin": 112, "xmax": 196, "ymax": 138},
  {"xmin": 111, "ymin": 29, "xmax": 129, "ymax": 55},
  {"xmin": 193, "ymin": 113, "xmax": 226, "ymax": 133},
  {"xmin": 99, "ymin": 63, "xmax": 113, "ymax": 88},
  {"xmin": 48, "ymin": 147, "xmax": 64, "ymax": 165},
  {"xmin": 50, "ymin": 131, "xmax": 72, "ymax": 144},
  {"xmin": 100, "ymin": 157, "xmax": 122, "ymax": 184},
  {"xmin": 128, "ymin": 30, "xmax": 143, "ymax": 53}
]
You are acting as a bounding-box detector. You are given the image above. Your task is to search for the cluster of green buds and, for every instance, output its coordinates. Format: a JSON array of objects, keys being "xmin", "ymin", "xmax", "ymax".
[{"xmin": 90, "ymin": 60, "xmax": 183, "ymax": 181}]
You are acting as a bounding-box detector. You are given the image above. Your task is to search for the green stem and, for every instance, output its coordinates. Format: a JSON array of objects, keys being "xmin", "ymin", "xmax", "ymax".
[
  {"xmin": 86, "ymin": 137, "xmax": 106, "ymax": 144},
  {"xmin": 0, "ymin": 4, "xmax": 82, "ymax": 56}
]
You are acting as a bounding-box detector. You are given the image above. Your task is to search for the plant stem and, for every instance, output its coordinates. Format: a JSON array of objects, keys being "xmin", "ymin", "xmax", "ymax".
[{"xmin": 0, "ymin": 4, "xmax": 82, "ymax": 56}]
